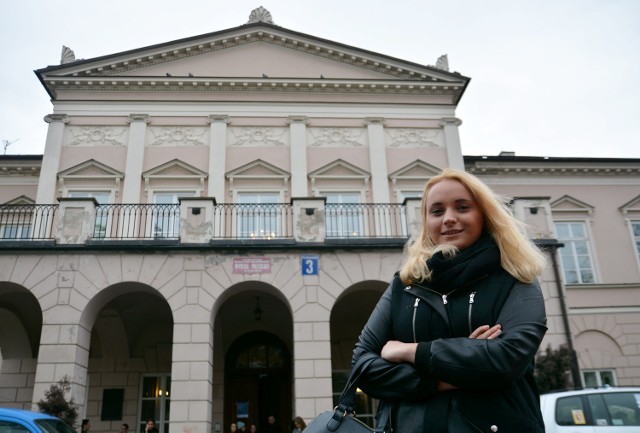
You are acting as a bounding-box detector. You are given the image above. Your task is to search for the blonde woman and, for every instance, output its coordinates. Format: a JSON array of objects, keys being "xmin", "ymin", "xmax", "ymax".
[{"xmin": 353, "ymin": 168, "xmax": 547, "ymax": 433}]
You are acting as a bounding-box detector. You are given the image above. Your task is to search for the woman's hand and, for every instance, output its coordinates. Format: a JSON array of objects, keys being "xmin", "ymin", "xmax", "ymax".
[
  {"xmin": 469, "ymin": 324, "xmax": 501, "ymax": 339},
  {"xmin": 381, "ymin": 340, "xmax": 417, "ymax": 364}
]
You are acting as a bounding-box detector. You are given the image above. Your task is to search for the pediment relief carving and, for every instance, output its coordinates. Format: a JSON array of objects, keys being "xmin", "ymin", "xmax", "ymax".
[
  {"xmin": 386, "ymin": 128, "xmax": 443, "ymax": 148},
  {"xmin": 228, "ymin": 127, "xmax": 288, "ymax": 147},
  {"xmin": 308, "ymin": 128, "xmax": 365, "ymax": 147},
  {"xmin": 64, "ymin": 126, "xmax": 127, "ymax": 147},
  {"xmin": 147, "ymin": 126, "xmax": 208, "ymax": 146}
]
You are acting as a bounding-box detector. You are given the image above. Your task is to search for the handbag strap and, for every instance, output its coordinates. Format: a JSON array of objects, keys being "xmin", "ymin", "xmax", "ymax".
[{"xmin": 327, "ymin": 353, "xmax": 390, "ymax": 433}]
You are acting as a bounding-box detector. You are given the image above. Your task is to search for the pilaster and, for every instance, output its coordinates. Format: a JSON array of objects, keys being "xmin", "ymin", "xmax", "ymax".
[
  {"xmin": 287, "ymin": 116, "xmax": 310, "ymax": 198},
  {"xmin": 207, "ymin": 115, "xmax": 231, "ymax": 201},
  {"xmin": 36, "ymin": 114, "xmax": 69, "ymax": 204},
  {"xmin": 364, "ymin": 118, "xmax": 390, "ymax": 202},
  {"xmin": 439, "ymin": 117, "xmax": 464, "ymax": 170},
  {"xmin": 122, "ymin": 114, "xmax": 150, "ymax": 203}
]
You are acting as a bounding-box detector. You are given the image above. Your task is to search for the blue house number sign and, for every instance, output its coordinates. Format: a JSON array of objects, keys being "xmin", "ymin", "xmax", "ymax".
[{"xmin": 301, "ymin": 256, "xmax": 319, "ymax": 276}]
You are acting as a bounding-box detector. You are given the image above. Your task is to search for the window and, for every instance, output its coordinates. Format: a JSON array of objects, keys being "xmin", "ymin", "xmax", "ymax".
[
  {"xmin": 632, "ymin": 221, "xmax": 640, "ymax": 264},
  {"xmin": 583, "ymin": 369, "xmax": 616, "ymax": 387},
  {"xmin": 324, "ymin": 192, "xmax": 363, "ymax": 237},
  {"xmin": 152, "ymin": 192, "xmax": 194, "ymax": 238},
  {"xmin": 236, "ymin": 192, "xmax": 281, "ymax": 239},
  {"xmin": 554, "ymin": 222, "xmax": 596, "ymax": 284},
  {"xmin": 139, "ymin": 375, "xmax": 171, "ymax": 433},
  {"xmin": 0, "ymin": 224, "xmax": 31, "ymax": 239}
]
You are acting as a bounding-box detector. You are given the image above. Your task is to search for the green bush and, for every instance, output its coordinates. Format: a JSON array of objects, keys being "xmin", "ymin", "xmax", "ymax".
[
  {"xmin": 534, "ymin": 344, "xmax": 574, "ymax": 394},
  {"xmin": 36, "ymin": 375, "xmax": 79, "ymax": 428}
]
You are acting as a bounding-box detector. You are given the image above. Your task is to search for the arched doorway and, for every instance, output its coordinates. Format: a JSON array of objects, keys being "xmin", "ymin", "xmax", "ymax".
[{"xmin": 224, "ymin": 331, "xmax": 291, "ymax": 433}]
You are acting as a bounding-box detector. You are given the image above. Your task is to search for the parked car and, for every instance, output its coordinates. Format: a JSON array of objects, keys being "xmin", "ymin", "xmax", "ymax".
[
  {"xmin": 540, "ymin": 387, "xmax": 640, "ymax": 432},
  {"xmin": 0, "ymin": 407, "xmax": 77, "ymax": 433}
]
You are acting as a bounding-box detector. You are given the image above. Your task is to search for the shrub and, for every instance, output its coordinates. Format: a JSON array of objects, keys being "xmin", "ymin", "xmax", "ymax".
[
  {"xmin": 36, "ymin": 375, "xmax": 79, "ymax": 428},
  {"xmin": 534, "ymin": 344, "xmax": 574, "ymax": 394}
]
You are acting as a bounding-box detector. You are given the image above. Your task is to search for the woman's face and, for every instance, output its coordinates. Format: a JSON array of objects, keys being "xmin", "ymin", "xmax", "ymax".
[{"xmin": 425, "ymin": 179, "xmax": 484, "ymax": 250}]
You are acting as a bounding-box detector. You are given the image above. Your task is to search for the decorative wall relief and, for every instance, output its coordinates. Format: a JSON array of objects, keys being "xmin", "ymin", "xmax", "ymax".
[
  {"xmin": 148, "ymin": 127, "xmax": 208, "ymax": 146},
  {"xmin": 386, "ymin": 128, "xmax": 444, "ymax": 148},
  {"xmin": 308, "ymin": 128, "xmax": 366, "ymax": 147},
  {"xmin": 65, "ymin": 126, "xmax": 126, "ymax": 146},
  {"xmin": 228, "ymin": 127, "xmax": 288, "ymax": 146}
]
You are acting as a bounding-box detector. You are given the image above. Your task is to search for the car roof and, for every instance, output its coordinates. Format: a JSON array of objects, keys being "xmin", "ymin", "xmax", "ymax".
[
  {"xmin": 541, "ymin": 387, "xmax": 640, "ymax": 398},
  {"xmin": 0, "ymin": 407, "xmax": 60, "ymax": 421}
]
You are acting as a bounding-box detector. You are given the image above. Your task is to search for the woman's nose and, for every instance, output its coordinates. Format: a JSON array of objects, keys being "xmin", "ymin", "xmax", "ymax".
[{"xmin": 443, "ymin": 212, "xmax": 456, "ymax": 224}]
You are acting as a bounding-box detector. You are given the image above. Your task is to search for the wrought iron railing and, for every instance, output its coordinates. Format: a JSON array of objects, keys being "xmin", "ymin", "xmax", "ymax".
[
  {"xmin": 0, "ymin": 204, "xmax": 59, "ymax": 240},
  {"xmin": 212, "ymin": 203, "xmax": 294, "ymax": 239},
  {"xmin": 325, "ymin": 203, "xmax": 408, "ymax": 239},
  {"xmin": 94, "ymin": 204, "xmax": 181, "ymax": 240}
]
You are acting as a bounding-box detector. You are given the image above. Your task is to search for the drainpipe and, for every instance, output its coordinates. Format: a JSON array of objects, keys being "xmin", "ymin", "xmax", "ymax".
[{"xmin": 537, "ymin": 239, "xmax": 582, "ymax": 389}]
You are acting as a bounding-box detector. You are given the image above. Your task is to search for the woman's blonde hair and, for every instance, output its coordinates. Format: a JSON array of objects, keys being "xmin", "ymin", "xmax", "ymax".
[{"xmin": 399, "ymin": 168, "xmax": 546, "ymax": 284}]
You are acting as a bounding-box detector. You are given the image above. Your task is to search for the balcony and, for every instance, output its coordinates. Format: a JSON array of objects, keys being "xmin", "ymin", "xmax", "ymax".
[{"xmin": 0, "ymin": 198, "xmax": 423, "ymax": 248}]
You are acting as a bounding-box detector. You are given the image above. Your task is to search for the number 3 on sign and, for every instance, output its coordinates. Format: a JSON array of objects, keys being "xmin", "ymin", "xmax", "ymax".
[{"xmin": 301, "ymin": 256, "xmax": 319, "ymax": 275}]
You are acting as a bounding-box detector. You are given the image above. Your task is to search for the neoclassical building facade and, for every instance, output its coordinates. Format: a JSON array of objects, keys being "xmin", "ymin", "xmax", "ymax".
[{"xmin": 1, "ymin": 7, "xmax": 639, "ymax": 433}]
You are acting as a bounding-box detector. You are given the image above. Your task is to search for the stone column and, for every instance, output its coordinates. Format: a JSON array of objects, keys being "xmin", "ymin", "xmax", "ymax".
[
  {"xmin": 207, "ymin": 115, "xmax": 230, "ymax": 202},
  {"xmin": 32, "ymin": 307, "xmax": 90, "ymax": 415},
  {"xmin": 36, "ymin": 114, "xmax": 69, "ymax": 204},
  {"xmin": 168, "ymin": 260, "xmax": 214, "ymax": 433},
  {"xmin": 121, "ymin": 114, "xmax": 150, "ymax": 203},
  {"xmin": 439, "ymin": 118, "xmax": 464, "ymax": 170},
  {"xmin": 364, "ymin": 118, "xmax": 390, "ymax": 203},
  {"xmin": 292, "ymin": 284, "xmax": 333, "ymax": 422},
  {"xmin": 287, "ymin": 116, "xmax": 310, "ymax": 198}
]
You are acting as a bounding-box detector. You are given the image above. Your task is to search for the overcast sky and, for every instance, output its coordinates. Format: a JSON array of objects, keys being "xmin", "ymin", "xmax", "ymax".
[{"xmin": 1, "ymin": 0, "xmax": 638, "ymax": 158}]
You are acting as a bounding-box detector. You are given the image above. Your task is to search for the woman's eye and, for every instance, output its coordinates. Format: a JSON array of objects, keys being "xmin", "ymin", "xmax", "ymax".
[{"xmin": 430, "ymin": 209, "xmax": 444, "ymax": 216}]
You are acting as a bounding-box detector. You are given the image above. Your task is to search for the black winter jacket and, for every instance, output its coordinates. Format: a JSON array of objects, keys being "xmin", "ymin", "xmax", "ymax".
[{"xmin": 353, "ymin": 252, "xmax": 547, "ymax": 432}]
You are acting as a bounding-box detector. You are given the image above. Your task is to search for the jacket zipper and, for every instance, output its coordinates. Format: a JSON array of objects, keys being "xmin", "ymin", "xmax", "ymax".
[
  {"xmin": 468, "ymin": 291, "xmax": 476, "ymax": 335},
  {"xmin": 412, "ymin": 297, "xmax": 420, "ymax": 343}
]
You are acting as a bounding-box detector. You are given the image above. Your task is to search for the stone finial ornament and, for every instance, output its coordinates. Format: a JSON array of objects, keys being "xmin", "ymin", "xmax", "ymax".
[
  {"xmin": 435, "ymin": 54, "xmax": 449, "ymax": 71},
  {"xmin": 61, "ymin": 45, "xmax": 76, "ymax": 64},
  {"xmin": 247, "ymin": 6, "xmax": 274, "ymax": 24}
]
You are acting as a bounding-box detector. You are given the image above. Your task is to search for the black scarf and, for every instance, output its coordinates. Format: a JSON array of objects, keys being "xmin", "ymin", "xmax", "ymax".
[{"xmin": 426, "ymin": 232, "xmax": 502, "ymax": 293}]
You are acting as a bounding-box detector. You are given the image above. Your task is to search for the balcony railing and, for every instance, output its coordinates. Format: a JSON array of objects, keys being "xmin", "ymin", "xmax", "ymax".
[
  {"xmin": 325, "ymin": 203, "xmax": 408, "ymax": 239},
  {"xmin": 1, "ymin": 200, "xmax": 422, "ymax": 245},
  {"xmin": 0, "ymin": 204, "xmax": 59, "ymax": 240},
  {"xmin": 212, "ymin": 203, "xmax": 294, "ymax": 240},
  {"xmin": 94, "ymin": 204, "xmax": 181, "ymax": 240}
]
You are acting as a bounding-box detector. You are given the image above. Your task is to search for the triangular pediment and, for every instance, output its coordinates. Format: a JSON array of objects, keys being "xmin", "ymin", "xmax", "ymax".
[
  {"xmin": 36, "ymin": 13, "xmax": 469, "ymax": 101},
  {"xmin": 3, "ymin": 195, "xmax": 35, "ymax": 205},
  {"xmin": 551, "ymin": 195, "xmax": 594, "ymax": 214},
  {"xmin": 389, "ymin": 160, "xmax": 442, "ymax": 180},
  {"xmin": 309, "ymin": 159, "xmax": 370, "ymax": 180},
  {"xmin": 143, "ymin": 159, "xmax": 208, "ymax": 179},
  {"xmin": 58, "ymin": 159, "xmax": 124, "ymax": 180},
  {"xmin": 620, "ymin": 194, "xmax": 640, "ymax": 215},
  {"xmin": 226, "ymin": 159, "xmax": 289, "ymax": 180}
]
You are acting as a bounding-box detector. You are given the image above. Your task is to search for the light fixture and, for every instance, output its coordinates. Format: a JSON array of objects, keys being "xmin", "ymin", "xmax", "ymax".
[{"xmin": 254, "ymin": 296, "xmax": 262, "ymax": 321}]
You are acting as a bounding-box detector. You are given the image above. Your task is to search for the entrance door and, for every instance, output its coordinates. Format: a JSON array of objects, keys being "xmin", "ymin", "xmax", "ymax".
[{"xmin": 225, "ymin": 332, "xmax": 291, "ymax": 433}]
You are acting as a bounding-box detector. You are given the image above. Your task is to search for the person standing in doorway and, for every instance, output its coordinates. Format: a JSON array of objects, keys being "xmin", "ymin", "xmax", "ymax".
[
  {"xmin": 144, "ymin": 419, "xmax": 158, "ymax": 433},
  {"xmin": 263, "ymin": 415, "xmax": 281, "ymax": 433}
]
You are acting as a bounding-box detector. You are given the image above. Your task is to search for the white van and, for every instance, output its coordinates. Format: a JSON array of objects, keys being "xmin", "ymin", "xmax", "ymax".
[{"xmin": 540, "ymin": 387, "xmax": 640, "ymax": 432}]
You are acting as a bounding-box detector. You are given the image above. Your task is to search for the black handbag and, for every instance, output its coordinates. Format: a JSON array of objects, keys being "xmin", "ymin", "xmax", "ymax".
[{"xmin": 305, "ymin": 354, "xmax": 390, "ymax": 433}]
